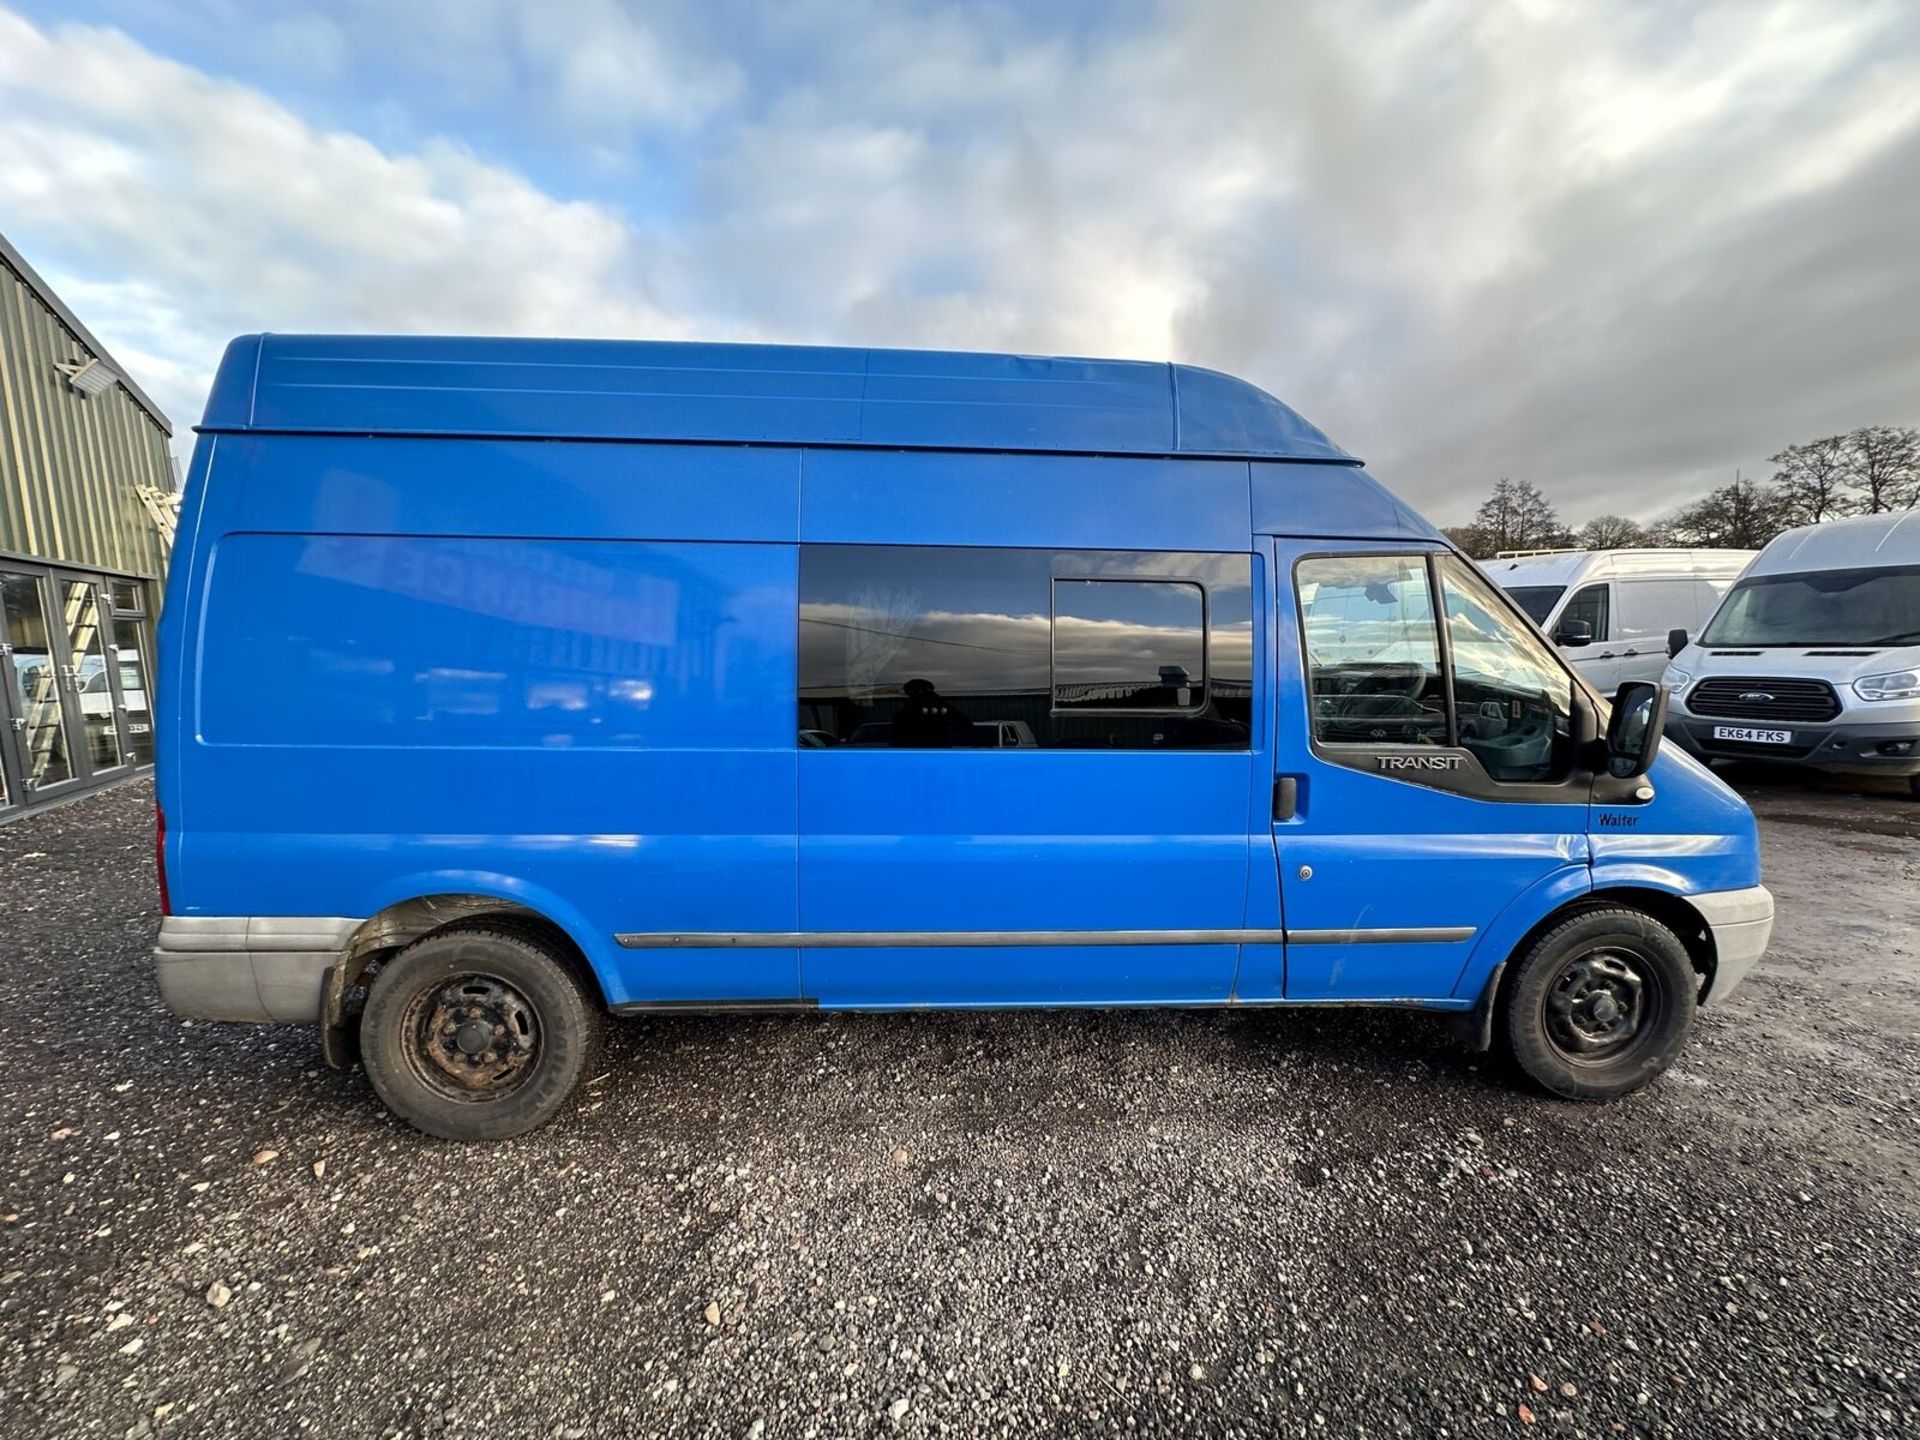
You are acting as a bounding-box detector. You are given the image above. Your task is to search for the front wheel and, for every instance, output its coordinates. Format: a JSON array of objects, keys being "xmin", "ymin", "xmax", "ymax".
[
  {"xmin": 1504, "ymin": 908, "xmax": 1698, "ymax": 1099},
  {"xmin": 360, "ymin": 924, "xmax": 604, "ymax": 1140}
]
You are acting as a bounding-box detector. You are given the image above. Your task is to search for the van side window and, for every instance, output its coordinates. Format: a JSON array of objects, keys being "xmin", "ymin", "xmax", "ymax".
[
  {"xmin": 1297, "ymin": 556, "xmax": 1448, "ymax": 747},
  {"xmin": 1439, "ymin": 557, "xmax": 1574, "ymax": 783},
  {"xmin": 1562, "ymin": 583, "xmax": 1609, "ymax": 642},
  {"xmin": 1052, "ymin": 579, "xmax": 1205, "ymax": 710},
  {"xmin": 798, "ymin": 546, "xmax": 1252, "ymax": 751}
]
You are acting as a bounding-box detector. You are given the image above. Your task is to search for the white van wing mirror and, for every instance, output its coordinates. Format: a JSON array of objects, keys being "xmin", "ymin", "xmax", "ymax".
[
  {"xmin": 1553, "ymin": 618, "xmax": 1593, "ymax": 647},
  {"xmin": 1667, "ymin": 628, "xmax": 1688, "ymax": 659}
]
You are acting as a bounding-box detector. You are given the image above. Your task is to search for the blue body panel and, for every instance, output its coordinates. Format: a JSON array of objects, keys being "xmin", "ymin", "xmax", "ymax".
[{"xmin": 158, "ymin": 336, "xmax": 1764, "ymax": 1017}]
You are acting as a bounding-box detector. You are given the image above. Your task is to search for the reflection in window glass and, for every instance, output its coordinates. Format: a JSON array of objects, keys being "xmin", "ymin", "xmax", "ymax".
[
  {"xmin": 110, "ymin": 580, "xmax": 144, "ymax": 615},
  {"xmin": 1298, "ymin": 556, "xmax": 1447, "ymax": 746},
  {"xmin": 114, "ymin": 617, "xmax": 153, "ymax": 765},
  {"xmin": 1440, "ymin": 558, "xmax": 1573, "ymax": 783},
  {"xmin": 1053, "ymin": 580, "xmax": 1204, "ymax": 710},
  {"xmin": 798, "ymin": 546, "xmax": 1252, "ymax": 750}
]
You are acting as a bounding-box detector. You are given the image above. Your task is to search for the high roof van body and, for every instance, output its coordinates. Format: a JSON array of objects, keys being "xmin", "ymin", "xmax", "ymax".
[
  {"xmin": 1663, "ymin": 512, "xmax": 1920, "ymax": 791},
  {"xmin": 154, "ymin": 336, "xmax": 1771, "ymax": 1137}
]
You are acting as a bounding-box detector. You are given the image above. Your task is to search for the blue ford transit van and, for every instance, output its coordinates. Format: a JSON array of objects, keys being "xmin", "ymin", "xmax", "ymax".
[{"xmin": 154, "ymin": 336, "xmax": 1772, "ymax": 1139}]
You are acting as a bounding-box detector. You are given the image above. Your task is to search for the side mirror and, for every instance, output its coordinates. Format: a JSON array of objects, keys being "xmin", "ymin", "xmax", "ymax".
[
  {"xmin": 1667, "ymin": 628, "xmax": 1688, "ymax": 659},
  {"xmin": 1552, "ymin": 618, "xmax": 1593, "ymax": 648},
  {"xmin": 1606, "ymin": 680, "xmax": 1669, "ymax": 779}
]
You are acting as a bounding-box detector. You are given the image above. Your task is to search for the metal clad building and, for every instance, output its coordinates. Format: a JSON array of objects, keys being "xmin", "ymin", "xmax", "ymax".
[{"xmin": 0, "ymin": 230, "xmax": 173, "ymax": 818}]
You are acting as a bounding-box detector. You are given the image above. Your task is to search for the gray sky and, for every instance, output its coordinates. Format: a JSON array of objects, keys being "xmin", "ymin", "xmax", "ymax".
[{"xmin": 3, "ymin": 0, "xmax": 1917, "ymax": 527}]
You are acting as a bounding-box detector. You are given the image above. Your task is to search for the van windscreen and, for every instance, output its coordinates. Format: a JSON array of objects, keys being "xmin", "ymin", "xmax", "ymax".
[
  {"xmin": 1701, "ymin": 565, "xmax": 1920, "ymax": 647},
  {"xmin": 1503, "ymin": 585, "xmax": 1564, "ymax": 626}
]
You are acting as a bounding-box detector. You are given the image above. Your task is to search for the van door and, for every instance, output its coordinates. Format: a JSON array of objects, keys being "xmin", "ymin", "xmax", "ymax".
[{"xmin": 1269, "ymin": 541, "xmax": 1592, "ymax": 1003}]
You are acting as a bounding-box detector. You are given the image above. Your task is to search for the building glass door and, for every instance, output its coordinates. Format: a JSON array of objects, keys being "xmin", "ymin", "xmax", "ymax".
[
  {"xmin": 1, "ymin": 569, "xmax": 81, "ymax": 801},
  {"xmin": 57, "ymin": 574, "xmax": 133, "ymax": 777}
]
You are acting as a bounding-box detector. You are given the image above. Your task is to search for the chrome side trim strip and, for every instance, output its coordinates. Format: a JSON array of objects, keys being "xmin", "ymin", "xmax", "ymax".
[
  {"xmin": 613, "ymin": 926, "xmax": 1473, "ymax": 949},
  {"xmin": 1285, "ymin": 926, "xmax": 1476, "ymax": 946},
  {"xmin": 616, "ymin": 928, "xmax": 1289, "ymax": 949}
]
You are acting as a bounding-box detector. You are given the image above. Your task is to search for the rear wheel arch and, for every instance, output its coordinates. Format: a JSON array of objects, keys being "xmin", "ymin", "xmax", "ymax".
[{"xmin": 323, "ymin": 893, "xmax": 608, "ymax": 1066}]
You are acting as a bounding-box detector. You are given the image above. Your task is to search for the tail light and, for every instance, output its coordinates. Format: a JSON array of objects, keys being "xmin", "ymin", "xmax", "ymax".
[{"xmin": 155, "ymin": 805, "xmax": 172, "ymax": 916}]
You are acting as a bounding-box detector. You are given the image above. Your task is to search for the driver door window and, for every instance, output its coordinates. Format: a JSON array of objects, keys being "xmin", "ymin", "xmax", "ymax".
[
  {"xmin": 1297, "ymin": 556, "xmax": 1448, "ymax": 747},
  {"xmin": 1297, "ymin": 553, "xmax": 1576, "ymax": 786},
  {"xmin": 1562, "ymin": 584, "xmax": 1609, "ymax": 642}
]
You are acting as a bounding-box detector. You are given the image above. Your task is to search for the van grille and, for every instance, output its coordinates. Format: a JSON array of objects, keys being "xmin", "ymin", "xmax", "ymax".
[{"xmin": 1687, "ymin": 676, "xmax": 1841, "ymax": 722}]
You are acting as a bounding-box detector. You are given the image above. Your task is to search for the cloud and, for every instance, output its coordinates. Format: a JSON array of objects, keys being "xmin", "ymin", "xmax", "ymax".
[
  {"xmin": 3, "ymin": 0, "xmax": 1918, "ymax": 529},
  {"xmin": 0, "ymin": 7, "xmax": 706, "ymax": 435}
]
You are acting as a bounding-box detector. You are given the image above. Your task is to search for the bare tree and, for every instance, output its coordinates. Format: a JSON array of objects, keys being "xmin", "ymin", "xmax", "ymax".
[
  {"xmin": 1441, "ymin": 523, "xmax": 1494, "ymax": 559},
  {"xmin": 1768, "ymin": 435, "xmax": 1855, "ymax": 525},
  {"xmin": 1471, "ymin": 478, "xmax": 1565, "ymax": 553},
  {"xmin": 1655, "ymin": 472, "xmax": 1790, "ymax": 550},
  {"xmin": 1576, "ymin": 514, "xmax": 1649, "ymax": 550},
  {"xmin": 1843, "ymin": 425, "xmax": 1920, "ymax": 512}
]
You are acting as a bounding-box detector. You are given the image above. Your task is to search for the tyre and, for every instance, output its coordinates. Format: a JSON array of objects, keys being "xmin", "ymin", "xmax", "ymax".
[
  {"xmin": 359, "ymin": 924, "xmax": 604, "ymax": 1140},
  {"xmin": 1503, "ymin": 907, "xmax": 1697, "ymax": 1100}
]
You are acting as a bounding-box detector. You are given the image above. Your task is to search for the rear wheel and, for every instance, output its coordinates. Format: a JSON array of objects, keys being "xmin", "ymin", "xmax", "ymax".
[
  {"xmin": 1504, "ymin": 908, "xmax": 1697, "ymax": 1099},
  {"xmin": 360, "ymin": 924, "xmax": 603, "ymax": 1140}
]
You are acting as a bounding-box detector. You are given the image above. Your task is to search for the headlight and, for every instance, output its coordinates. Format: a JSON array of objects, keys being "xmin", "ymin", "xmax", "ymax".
[
  {"xmin": 1663, "ymin": 667, "xmax": 1691, "ymax": 690},
  {"xmin": 1854, "ymin": 669, "xmax": 1920, "ymax": 701}
]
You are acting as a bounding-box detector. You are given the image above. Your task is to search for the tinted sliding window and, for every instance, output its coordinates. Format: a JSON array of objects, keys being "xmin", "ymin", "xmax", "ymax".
[
  {"xmin": 798, "ymin": 546, "xmax": 1252, "ymax": 750},
  {"xmin": 1297, "ymin": 553, "xmax": 1575, "ymax": 785},
  {"xmin": 1052, "ymin": 579, "xmax": 1205, "ymax": 710}
]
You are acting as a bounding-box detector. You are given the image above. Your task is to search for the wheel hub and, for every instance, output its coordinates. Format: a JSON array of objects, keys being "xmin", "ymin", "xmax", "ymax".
[
  {"xmin": 1545, "ymin": 951, "xmax": 1647, "ymax": 1059},
  {"xmin": 415, "ymin": 976, "xmax": 539, "ymax": 1096}
]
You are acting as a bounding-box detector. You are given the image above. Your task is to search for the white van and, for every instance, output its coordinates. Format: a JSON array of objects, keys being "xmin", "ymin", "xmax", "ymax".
[
  {"xmin": 1662, "ymin": 513, "xmax": 1920, "ymax": 795},
  {"xmin": 1492, "ymin": 549, "xmax": 1755, "ymax": 691}
]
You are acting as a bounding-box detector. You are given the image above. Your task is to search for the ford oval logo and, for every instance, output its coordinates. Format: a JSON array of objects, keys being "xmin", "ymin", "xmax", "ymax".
[{"xmin": 1739, "ymin": 690, "xmax": 1775, "ymax": 702}]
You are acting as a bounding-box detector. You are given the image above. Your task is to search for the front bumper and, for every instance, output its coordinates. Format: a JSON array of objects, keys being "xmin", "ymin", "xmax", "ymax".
[
  {"xmin": 1692, "ymin": 886, "xmax": 1773, "ymax": 1005},
  {"xmin": 1666, "ymin": 713, "xmax": 1920, "ymax": 774},
  {"xmin": 153, "ymin": 916, "xmax": 359, "ymax": 1023}
]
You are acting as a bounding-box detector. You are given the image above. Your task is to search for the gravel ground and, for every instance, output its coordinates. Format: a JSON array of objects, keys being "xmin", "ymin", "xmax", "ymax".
[{"xmin": 1, "ymin": 773, "xmax": 1916, "ymax": 1440}]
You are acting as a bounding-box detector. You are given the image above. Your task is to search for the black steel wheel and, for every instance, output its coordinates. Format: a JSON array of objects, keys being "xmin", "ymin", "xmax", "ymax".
[
  {"xmin": 1504, "ymin": 907, "xmax": 1697, "ymax": 1099},
  {"xmin": 360, "ymin": 924, "xmax": 603, "ymax": 1140}
]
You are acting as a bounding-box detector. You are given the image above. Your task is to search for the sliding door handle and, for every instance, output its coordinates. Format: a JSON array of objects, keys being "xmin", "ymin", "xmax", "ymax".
[{"xmin": 1272, "ymin": 775, "xmax": 1300, "ymax": 822}]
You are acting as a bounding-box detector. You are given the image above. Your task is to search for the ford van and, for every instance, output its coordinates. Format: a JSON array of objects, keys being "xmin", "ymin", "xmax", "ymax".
[
  {"xmin": 154, "ymin": 336, "xmax": 1772, "ymax": 1139},
  {"xmin": 1493, "ymin": 548, "xmax": 1753, "ymax": 691},
  {"xmin": 1662, "ymin": 511, "xmax": 1920, "ymax": 793}
]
